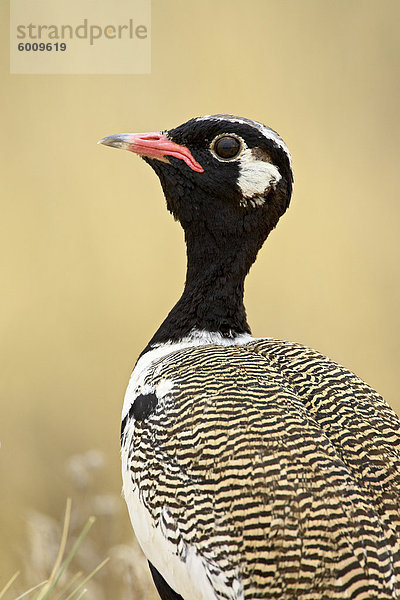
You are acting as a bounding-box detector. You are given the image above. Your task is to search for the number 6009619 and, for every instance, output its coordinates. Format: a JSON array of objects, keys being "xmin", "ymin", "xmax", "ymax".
[{"xmin": 17, "ymin": 42, "xmax": 67, "ymax": 51}]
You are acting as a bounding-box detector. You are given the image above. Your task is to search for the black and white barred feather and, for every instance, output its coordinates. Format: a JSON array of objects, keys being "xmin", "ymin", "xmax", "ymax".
[{"xmin": 121, "ymin": 335, "xmax": 400, "ymax": 600}]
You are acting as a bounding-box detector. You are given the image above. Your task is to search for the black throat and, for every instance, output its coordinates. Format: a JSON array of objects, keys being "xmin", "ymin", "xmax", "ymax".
[
  {"xmin": 141, "ymin": 148, "xmax": 291, "ymax": 353},
  {"xmin": 144, "ymin": 214, "xmax": 268, "ymax": 350}
]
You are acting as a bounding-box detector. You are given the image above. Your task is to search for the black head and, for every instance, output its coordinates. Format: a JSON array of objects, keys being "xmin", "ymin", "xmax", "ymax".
[
  {"xmin": 99, "ymin": 115, "xmax": 294, "ymax": 342},
  {"xmin": 99, "ymin": 114, "xmax": 293, "ymax": 248}
]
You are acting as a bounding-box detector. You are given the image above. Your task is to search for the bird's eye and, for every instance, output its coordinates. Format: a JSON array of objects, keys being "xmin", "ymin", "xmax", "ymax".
[{"xmin": 212, "ymin": 136, "xmax": 242, "ymax": 160}]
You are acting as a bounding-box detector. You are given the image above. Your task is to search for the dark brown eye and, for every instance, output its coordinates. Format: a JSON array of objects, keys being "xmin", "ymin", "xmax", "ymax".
[{"xmin": 213, "ymin": 136, "xmax": 241, "ymax": 159}]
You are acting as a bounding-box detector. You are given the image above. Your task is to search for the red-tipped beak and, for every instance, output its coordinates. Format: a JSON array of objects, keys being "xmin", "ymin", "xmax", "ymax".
[{"xmin": 98, "ymin": 131, "xmax": 204, "ymax": 173}]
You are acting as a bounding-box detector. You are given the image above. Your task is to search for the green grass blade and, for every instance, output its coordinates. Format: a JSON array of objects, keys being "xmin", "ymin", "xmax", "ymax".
[
  {"xmin": 52, "ymin": 572, "xmax": 82, "ymax": 600},
  {"xmin": 40, "ymin": 517, "xmax": 96, "ymax": 600},
  {"xmin": 14, "ymin": 581, "xmax": 47, "ymax": 600},
  {"xmin": 71, "ymin": 589, "xmax": 86, "ymax": 600},
  {"xmin": 35, "ymin": 499, "xmax": 72, "ymax": 600},
  {"xmin": 63, "ymin": 558, "xmax": 109, "ymax": 600}
]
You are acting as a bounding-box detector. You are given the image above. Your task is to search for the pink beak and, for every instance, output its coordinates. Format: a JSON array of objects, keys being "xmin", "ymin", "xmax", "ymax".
[{"xmin": 98, "ymin": 131, "xmax": 204, "ymax": 173}]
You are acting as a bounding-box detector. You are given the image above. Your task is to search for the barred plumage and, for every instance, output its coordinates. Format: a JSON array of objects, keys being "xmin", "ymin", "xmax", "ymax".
[
  {"xmin": 99, "ymin": 115, "xmax": 400, "ymax": 600},
  {"xmin": 121, "ymin": 338, "xmax": 400, "ymax": 599}
]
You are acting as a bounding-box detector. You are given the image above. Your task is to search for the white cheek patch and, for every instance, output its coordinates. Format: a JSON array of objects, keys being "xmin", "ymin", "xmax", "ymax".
[{"xmin": 237, "ymin": 147, "xmax": 281, "ymax": 205}]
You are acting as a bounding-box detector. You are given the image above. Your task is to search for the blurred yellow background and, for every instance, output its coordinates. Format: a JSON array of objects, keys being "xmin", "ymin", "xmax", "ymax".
[{"xmin": 1, "ymin": 0, "xmax": 399, "ymax": 589}]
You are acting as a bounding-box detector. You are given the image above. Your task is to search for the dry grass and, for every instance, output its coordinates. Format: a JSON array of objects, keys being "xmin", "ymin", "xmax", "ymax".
[{"xmin": 2, "ymin": 451, "xmax": 158, "ymax": 600}]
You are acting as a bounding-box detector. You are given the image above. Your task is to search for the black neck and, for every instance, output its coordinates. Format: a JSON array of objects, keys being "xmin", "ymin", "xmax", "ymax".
[
  {"xmin": 139, "ymin": 153, "xmax": 292, "ymax": 354},
  {"xmin": 145, "ymin": 226, "xmax": 258, "ymax": 349}
]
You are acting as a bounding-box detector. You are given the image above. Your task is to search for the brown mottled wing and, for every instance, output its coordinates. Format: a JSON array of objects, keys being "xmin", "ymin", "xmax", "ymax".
[{"xmin": 124, "ymin": 340, "xmax": 400, "ymax": 600}]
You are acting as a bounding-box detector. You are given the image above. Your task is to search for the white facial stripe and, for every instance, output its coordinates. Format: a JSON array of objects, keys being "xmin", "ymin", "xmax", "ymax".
[
  {"xmin": 208, "ymin": 131, "xmax": 282, "ymax": 204},
  {"xmin": 195, "ymin": 114, "xmax": 292, "ymax": 167},
  {"xmin": 237, "ymin": 147, "xmax": 281, "ymax": 200}
]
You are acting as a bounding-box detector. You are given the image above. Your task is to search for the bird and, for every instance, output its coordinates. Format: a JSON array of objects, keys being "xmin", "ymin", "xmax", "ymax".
[{"xmin": 99, "ymin": 114, "xmax": 400, "ymax": 600}]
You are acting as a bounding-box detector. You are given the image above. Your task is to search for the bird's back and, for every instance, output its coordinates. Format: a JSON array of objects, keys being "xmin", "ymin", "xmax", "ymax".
[{"xmin": 121, "ymin": 338, "xmax": 400, "ymax": 600}]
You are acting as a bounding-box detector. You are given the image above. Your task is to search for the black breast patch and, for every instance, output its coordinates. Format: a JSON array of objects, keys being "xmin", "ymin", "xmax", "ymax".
[
  {"xmin": 120, "ymin": 392, "xmax": 159, "ymax": 443},
  {"xmin": 131, "ymin": 392, "xmax": 159, "ymax": 421}
]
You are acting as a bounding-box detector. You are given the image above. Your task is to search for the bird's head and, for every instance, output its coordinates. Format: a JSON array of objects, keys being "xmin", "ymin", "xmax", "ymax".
[{"xmin": 99, "ymin": 114, "xmax": 293, "ymax": 248}]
